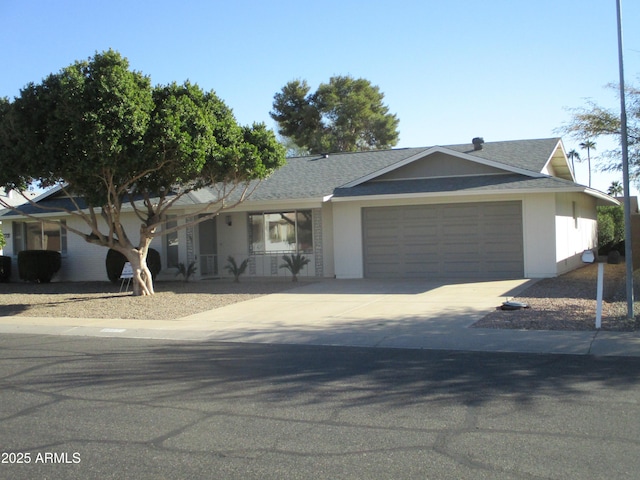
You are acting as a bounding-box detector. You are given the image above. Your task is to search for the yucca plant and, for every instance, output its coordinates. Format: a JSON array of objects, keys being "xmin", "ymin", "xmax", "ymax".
[
  {"xmin": 176, "ymin": 261, "xmax": 197, "ymax": 282},
  {"xmin": 225, "ymin": 256, "xmax": 249, "ymax": 283},
  {"xmin": 280, "ymin": 254, "xmax": 310, "ymax": 282}
]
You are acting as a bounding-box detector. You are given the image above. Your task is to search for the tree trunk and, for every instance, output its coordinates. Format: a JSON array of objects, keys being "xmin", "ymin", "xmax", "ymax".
[
  {"xmin": 126, "ymin": 252, "xmax": 154, "ymax": 296},
  {"xmin": 120, "ymin": 234, "xmax": 155, "ymax": 296}
]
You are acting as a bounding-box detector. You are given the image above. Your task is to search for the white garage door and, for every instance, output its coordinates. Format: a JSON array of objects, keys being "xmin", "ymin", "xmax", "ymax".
[{"xmin": 363, "ymin": 201, "xmax": 524, "ymax": 279}]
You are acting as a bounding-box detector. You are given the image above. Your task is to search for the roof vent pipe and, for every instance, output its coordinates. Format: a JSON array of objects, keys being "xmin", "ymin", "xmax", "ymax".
[{"xmin": 472, "ymin": 137, "xmax": 484, "ymax": 150}]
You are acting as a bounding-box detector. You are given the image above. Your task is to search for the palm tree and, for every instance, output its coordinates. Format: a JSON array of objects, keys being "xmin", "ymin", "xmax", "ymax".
[
  {"xmin": 607, "ymin": 180, "xmax": 623, "ymax": 197},
  {"xmin": 280, "ymin": 254, "xmax": 310, "ymax": 282},
  {"xmin": 567, "ymin": 149, "xmax": 580, "ymax": 178},
  {"xmin": 224, "ymin": 256, "xmax": 249, "ymax": 283},
  {"xmin": 579, "ymin": 140, "xmax": 596, "ymax": 187}
]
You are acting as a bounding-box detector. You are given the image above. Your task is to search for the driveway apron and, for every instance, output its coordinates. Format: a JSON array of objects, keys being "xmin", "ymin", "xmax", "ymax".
[{"xmin": 179, "ymin": 278, "xmax": 534, "ymax": 347}]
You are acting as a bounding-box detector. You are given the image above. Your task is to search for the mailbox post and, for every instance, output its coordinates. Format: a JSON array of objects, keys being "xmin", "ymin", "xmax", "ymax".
[{"xmin": 582, "ymin": 250, "xmax": 603, "ymax": 329}]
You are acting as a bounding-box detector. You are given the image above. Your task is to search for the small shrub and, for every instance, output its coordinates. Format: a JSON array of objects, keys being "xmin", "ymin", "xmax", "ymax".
[
  {"xmin": 597, "ymin": 205, "xmax": 624, "ymax": 252},
  {"xmin": 280, "ymin": 253, "xmax": 310, "ymax": 282},
  {"xmin": 18, "ymin": 250, "xmax": 61, "ymax": 283},
  {"xmin": 224, "ymin": 256, "xmax": 249, "ymax": 283},
  {"xmin": 597, "ymin": 211, "xmax": 615, "ymax": 250},
  {"xmin": 176, "ymin": 261, "xmax": 197, "ymax": 282},
  {"xmin": 105, "ymin": 248, "xmax": 161, "ymax": 283},
  {"xmin": 0, "ymin": 255, "xmax": 11, "ymax": 282}
]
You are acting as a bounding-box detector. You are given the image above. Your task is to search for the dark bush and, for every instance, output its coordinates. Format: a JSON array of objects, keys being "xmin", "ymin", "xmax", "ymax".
[
  {"xmin": 146, "ymin": 248, "xmax": 161, "ymax": 280},
  {"xmin": 0, "ymin": 256, "xmax": 11, "ymax": 282},
  {"xmin": 106, "ymin": 248, "xmax": 162, "ymax": 283},
  {"xmin": 18, "ymin": 250, "xmax": 61, "ymax": 283}
]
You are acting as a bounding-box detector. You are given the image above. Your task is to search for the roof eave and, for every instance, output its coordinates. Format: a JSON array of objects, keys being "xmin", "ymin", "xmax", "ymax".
[{"xmin": 331, "ymin": 186, "xmax": 620, "ymax": 204}]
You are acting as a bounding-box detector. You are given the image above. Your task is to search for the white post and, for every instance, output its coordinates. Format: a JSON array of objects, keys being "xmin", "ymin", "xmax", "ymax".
[{"xmin": 596, "ymin": 262, "xmax": 604, "ymax": 329}]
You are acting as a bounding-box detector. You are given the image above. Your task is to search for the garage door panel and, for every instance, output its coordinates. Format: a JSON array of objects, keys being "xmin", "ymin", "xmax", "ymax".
[
  {"xmin": 363, "ymin": 201, "xmax": 524, "ymax": 279},
  {"xmin": 443, "ymin": 261, "xmax": 481, "ymax": 275},
  {"xmin": 442, "ymin": 225, "xmax": 475, "ymax": 236}
]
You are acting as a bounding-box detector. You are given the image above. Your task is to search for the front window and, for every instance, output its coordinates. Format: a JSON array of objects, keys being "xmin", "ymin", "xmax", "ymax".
[
  {"xmin": 164, "ymin": 215, "xmax": 179, "ymax": 268},
  {"xmin": 13, "ymin": 220, "xmax": 67, "ymax": 254},
  {"xmin": 249, "ymin": 210, "xmax": 313, "ymax": 254}
]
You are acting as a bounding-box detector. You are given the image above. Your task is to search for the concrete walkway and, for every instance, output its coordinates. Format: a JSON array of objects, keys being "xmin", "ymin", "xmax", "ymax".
[{"xmin": 1, "ymin": 278, "xmax": 639, "ymax": 356}]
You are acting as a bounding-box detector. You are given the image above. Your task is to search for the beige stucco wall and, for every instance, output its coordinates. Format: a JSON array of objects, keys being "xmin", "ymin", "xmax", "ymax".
[
  {"xmin": 320, "ymin": 203, "xmax": 335, "ymax": 278},
  {"xmin": 332, "ymin": 201, "xmax": 365, "ymax": 278},
  {"xmin": 554, "ymin": 193, "xmax": 597, "ymax": 275},
  {"xmin": 521, "ymin": 194, "xmax": 557, "ymax": 278},
  {"xmin": 3, "ymin": 190, "xmax": 600, "ymax": 282},
  {"xmin": 3, "ymin": 214, "xmax": 164, "ymax": 282},
  {"xmin": 62, "ymin": 214, "xmax": 164, "ymax": 282}
]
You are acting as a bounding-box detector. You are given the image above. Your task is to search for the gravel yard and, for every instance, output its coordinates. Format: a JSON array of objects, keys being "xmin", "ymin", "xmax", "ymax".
[
  {"xmin": 473, "ymin": 262, "xmax": 640, "ymax": 331},
  {"xmin": 0, "ymin": 278, "xmax": 300, "ymax": 320},
  {"xmin": 1, "ymin": 263, "xmax": 639, "ymax": 331}
]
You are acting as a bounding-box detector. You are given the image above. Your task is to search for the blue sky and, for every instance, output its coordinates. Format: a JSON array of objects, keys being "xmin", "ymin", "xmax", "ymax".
[{"xmin": 1, "ymin": 0, "xmax": 639, "ymax": 194}]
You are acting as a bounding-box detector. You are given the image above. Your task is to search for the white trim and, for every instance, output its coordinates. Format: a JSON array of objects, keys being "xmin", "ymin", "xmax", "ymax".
[
  {"xmin": 330, "ymin": 186, "xmax": 620, "ymax": 204},
  {"xmin": 540, "ymin": 139, "xmax": 575, "ymax": 182}
]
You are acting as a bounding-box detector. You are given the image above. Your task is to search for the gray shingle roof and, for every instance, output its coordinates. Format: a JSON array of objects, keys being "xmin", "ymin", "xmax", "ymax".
[
  {"xmin": 333, "ymin": 173, "xmax": 580, "ymax": 198},
  {"xmin": 1, "ymin": 137, "xmax": 574, "ymax": 217},
  {"xmin": 243, "ymin": 147, "xmax": 430, "ymax": 201},
  {"xmin": 245, "ymin": 137, "xmax": 564, "ymax": 201},
  {"xmin": 443, "ymin": 138, "xmax": 561, "ymax": 173}
]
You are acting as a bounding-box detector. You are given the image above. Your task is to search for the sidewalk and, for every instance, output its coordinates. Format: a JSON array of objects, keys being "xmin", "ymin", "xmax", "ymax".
[{"xmin": 0, "ymin": 278, "xmax": 639, "ymax": 356}]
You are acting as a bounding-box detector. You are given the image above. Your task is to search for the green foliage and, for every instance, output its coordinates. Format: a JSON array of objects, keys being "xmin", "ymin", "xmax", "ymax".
[
  {"xmin": 0, "ymin": 50, "xmax": 286, "ymax": 295},
  {"xmin": 270, "ymin": 76, "xmax": 399, "ymax": 154},
  {"xmin": 176, "ymin": 261, "xmax": 197, "ymax": 282},
  {"xmin": 18, "ymin": 250, "xmax": 61, "ymax": 283},
  {"xmin": 0, "ymin": 229, "xmax": 5, "ymax": 249},
  {"xmin": 559, "ymin": 83, "xmax": 640, "ymax": 187},
  {"xmin": 607, "ymin": 181, "xmax": 624, "ymax": 196},
  {"xmin": 597, "ymin": 211, "xmax": 615, "ymax": 248},
  {"xmin": 224, "ymin": 256, "xmax": 249, "ymax": 283},
  {"xmin": 280, "ymin": 253, "xmax": 310, "ymax": 282},
  {"xmin": 0, "ymin": 50, "xmax": 285, "ymax": 201},
  {"xmin": 597, "ymin": 205, "xmax": 625, "ymax": 249}
]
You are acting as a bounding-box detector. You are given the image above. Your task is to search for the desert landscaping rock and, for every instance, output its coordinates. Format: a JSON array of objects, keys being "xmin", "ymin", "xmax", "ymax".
[
  {"xmin": 0, "ymin": 278, "xmax": 300, "ymax": 320},
  {"xmin": 474, "ymin": 262, "xmax": 640, "ymax": 331}
]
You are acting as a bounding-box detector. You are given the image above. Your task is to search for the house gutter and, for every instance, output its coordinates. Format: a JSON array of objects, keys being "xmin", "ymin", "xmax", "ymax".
[{"xmin": 329, "ymin": 186, "xmax": 620, "ymax": 205}]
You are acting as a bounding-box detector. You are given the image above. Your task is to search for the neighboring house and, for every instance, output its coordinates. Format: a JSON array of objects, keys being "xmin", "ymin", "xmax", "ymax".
[{"xmin": 0, "ymin": 137, "xmax": 618, "ymax": 282}]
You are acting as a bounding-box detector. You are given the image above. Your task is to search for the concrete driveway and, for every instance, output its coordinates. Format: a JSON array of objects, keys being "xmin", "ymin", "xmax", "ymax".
[
  {"xmin": 180, "ymin": 277, "xmax": 535, "ymax": 347},
  {"xmin": 2, "ymin": 278, "xmax": 639, "ymax": 356}
]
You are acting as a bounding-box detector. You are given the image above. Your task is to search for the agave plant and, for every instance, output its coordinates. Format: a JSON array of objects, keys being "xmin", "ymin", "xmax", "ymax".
[
  {"xmin": 225, "ymin": 256, "xmax": 249, "ymax": 283},
  {"xmin": 280, "ymin": 254, "xmax": 310, "ymax": 282},
  {"xmin": 176, "ymin": 261, "xmax": 197, "ymax": 282}
]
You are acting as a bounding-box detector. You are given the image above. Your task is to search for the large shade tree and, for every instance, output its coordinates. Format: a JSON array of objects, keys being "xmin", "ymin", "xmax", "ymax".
[
  {"xmin": 270, "ymin": 76, "xmax": 400, "ymax": 154},
  {"xmin": 559, "ymin": 81, "xmax": 640, "ymax": 186},
  {"xmin": 0, "ymin": 50, "xmax": 286, "ymax": 295}
]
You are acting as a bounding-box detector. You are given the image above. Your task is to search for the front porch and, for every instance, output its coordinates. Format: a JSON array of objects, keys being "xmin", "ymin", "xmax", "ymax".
[{"xmin": 197, "ymin": 252, "xmax": 319, "ymax": 280}]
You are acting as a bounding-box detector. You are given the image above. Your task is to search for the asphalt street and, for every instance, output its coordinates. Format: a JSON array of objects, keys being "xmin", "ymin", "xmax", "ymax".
[{"xmin": 1, "ymin": 333, "xmax": 640, "ymax": 479}]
